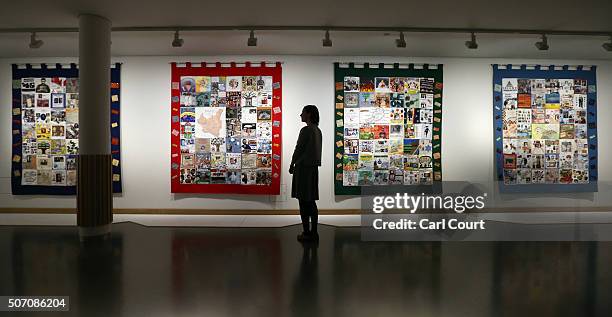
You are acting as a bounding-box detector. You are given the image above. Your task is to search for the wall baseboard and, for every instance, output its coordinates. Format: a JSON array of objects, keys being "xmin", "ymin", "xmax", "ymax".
[{"xmin": 0, "ymin": 207, "xmax": 611, "ymax": 215}]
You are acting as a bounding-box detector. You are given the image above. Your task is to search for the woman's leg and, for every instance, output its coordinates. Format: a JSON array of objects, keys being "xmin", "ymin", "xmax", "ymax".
[
  {"xmin": 309, "ymin": 201, "xmax": 318, "ymax": 235},
  {"xmin": 298, "ymin": 199, "xmax": 310, "ymax": 233}
]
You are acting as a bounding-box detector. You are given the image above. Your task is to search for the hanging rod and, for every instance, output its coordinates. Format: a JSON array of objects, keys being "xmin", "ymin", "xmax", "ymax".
[{"xmin": 0, "ymin": 25, "xmax": 610, "ymax": 37}]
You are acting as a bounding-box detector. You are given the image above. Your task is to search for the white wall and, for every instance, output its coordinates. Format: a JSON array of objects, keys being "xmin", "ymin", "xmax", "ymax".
[{"xmin": 1, "ymin": 55, "xmax": 611, "ymax": 211}]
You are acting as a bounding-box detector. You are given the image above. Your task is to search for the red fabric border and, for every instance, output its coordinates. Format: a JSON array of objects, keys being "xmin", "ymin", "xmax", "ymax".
[{"xmin": 170, "ymin": 62, "xmax": 282, "ymax": 194}]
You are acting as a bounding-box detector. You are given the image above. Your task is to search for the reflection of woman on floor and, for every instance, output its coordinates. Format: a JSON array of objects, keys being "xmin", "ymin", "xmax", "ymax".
[
  {"xmin": 290, "ymin": 242, "xmax": 319, "ymax": 316},
  {"xmin": 290, "ymin": 105, "xmax": 322, "ymax": 242}
]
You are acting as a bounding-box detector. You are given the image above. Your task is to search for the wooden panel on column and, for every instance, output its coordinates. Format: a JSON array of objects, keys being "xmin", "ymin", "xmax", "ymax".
[{"xmin": 77, "ymin": 154, "xmax": 113, "ymax": 226}]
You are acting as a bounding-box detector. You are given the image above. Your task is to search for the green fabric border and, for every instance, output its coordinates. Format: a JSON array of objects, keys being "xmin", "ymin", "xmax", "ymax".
[{"xmin": 333, "ymin": 62, "xmax": 443, "ymax": 195}]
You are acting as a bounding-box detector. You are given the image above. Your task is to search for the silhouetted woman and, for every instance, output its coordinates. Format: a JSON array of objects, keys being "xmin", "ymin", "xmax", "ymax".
[{"xmin": 290, "ymin": 105, "xmax": 322, "ymax": 242}]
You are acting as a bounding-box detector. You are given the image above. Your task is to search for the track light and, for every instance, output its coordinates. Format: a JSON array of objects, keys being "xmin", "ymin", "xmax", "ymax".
[
  {"xmin": 396, "ymin": 31, "xmax": 406, "ymax": 48},
  {"xmin": 322, "ymin": 30, "xmax": 332, "ymax": 47},
  {"xmin": 535, "ymin": 34, "xmax": 549, "ymax": 51},
  {"xmin": 172, "ymin": 30, "xmax": 184, "ymax": 47},
  {"xmin": 465, "ymin": 32, "xmax": 478, "ymax": 49},
  {"xmin": 247, "ymin": 30, "xmax": 257, "ymax": 47},
  {"xmin": 29, "ymin": 32, "xmax": 43, "ymax": 49},
  {"xmin": 603, "ymin": 37, "xmax": 612, "ymax": 52}
]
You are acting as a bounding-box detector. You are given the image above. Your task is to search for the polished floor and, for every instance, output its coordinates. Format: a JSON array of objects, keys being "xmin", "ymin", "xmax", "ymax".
[{"xmin": 0, "ymin": 222, "xmax": 611, "ymax": 317}]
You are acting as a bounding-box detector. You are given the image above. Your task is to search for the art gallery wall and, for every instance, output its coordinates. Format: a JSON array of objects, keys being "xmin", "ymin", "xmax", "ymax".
[{"xmin": 1, "ymin": 55, "xmax": 611, "ymax": 211}]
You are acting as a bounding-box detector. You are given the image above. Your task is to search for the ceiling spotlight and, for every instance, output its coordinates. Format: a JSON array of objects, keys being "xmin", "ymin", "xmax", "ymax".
[
  {"xmin": 247, "ymin": 30, "xmax": 257, "ymax": 47},
  {"xmin": 396, "ymin": 31, "xmax": 406, "ymax": 48},
  {"xmin": 603, "ymin": 36, "xmax": 612, "ymax": 52},
  {"xmin": 322, "ymin": 30, "xmax": 332, "ymax": 47},
  {"xmin": 465, "ymin": 32, "xmax": 478, "ymax": 49},
  {"xmin": 535, "ymin": 34, "xmax": 549, "ymax": 51},
  {"xmin": 172, "ymin": 30, "xmax": 184, "ymax": 47},
  {"xmin": 29, "ymin": 32, "xmax": 43, "ymax": 49}
]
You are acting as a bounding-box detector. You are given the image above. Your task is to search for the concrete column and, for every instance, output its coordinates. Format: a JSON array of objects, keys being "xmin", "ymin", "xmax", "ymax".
[{"xmin": 77, "ymin": 14, "xmax": 112, "ymax": 239}]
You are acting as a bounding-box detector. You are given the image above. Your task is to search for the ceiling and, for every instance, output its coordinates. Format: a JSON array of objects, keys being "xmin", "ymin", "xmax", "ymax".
[
  {"xmin": 0, "ymin": 0, "xmax": 611, "ymax": 59},
  {"xmin": 2, "ymin": 0, "xmax": 611, "ymax": 30}
]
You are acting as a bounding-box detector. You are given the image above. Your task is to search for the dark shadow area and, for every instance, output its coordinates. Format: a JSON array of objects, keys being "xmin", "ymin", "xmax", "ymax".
[
  {"xmin": 0, "ymin": 222, "xmax": 610, "ymax": 317},
  {"xmin": 6, "ymin": 228, "xmax": 123, "ymax": 317},
  {"xmin": 290, "ymin": 241, "xmax": 320, "ymax": 317}
]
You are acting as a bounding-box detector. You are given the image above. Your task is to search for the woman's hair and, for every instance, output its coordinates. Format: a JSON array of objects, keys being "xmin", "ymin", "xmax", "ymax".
[{"xmin": 303, "ymin": 104, "xmax": 320, "ymax": 125}]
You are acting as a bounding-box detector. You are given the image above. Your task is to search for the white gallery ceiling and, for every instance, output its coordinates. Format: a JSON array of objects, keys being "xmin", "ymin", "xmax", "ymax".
[{"xmin": 0, "ymin": 0, "xmax": 611, "ymax": 59}]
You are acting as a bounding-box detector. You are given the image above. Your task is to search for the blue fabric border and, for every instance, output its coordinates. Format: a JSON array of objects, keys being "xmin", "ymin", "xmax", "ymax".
[
  {"xmin": 11, "ymin": 63, "xmax": 122, "ymax": 195},
  {"xmin": 492, "ymin": 64, "xmax": 598, "ymax": 193},
  {"xmin": 110, "ymin": 64, "xmax": 122, "ymax": 193}
]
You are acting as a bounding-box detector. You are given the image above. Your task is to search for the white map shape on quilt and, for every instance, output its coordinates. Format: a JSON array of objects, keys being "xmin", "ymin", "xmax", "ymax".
[{"xmin": 195, "ymin": 107, "xmax": 226, "ymax": 138}]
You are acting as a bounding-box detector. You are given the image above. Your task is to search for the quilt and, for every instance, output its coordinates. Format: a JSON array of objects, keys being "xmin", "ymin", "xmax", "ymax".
[
  {"xmin": 334, "ymin": 63, "xmax": 443, "ymax": 195},
  {"xmin": 170, "ymin": 62, "xmax": 282, "ymax": 194},
  {"xmin": 493, "ymin": 64, "xmax": 598, "ymax": 192},
  {"xmin": 11, "ymin": 63, "xmax": 122, "ymax": 195}
]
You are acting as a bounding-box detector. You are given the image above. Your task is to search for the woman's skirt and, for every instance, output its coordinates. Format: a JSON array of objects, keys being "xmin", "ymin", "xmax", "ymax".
[{"xmin": 291, "ymin": 165, "xmax": 319, "ymax": 201}]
